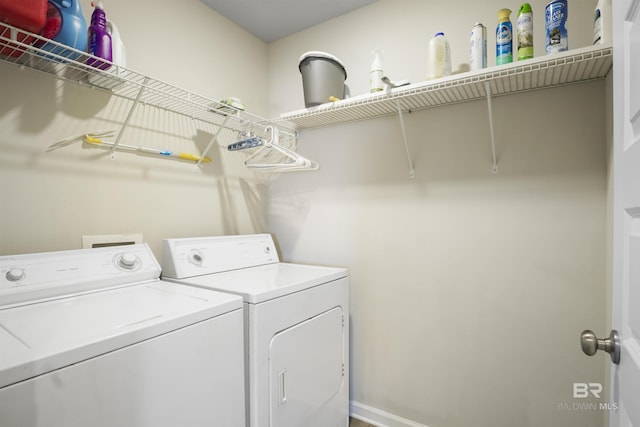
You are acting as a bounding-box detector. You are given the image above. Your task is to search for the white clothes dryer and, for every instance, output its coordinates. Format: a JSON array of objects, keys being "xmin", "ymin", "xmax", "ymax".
[
  {"xmin": 161, "ymin": 234, "xmax": 349, "ymax": 427},
  {"xmin": 0, "ymin": 244, "xmax": 245, "ymax": 427}
]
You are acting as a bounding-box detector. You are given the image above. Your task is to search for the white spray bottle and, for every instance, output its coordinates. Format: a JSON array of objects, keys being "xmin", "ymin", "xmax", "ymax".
[
  {"xmin": 370, "ymin": 50, "xmax": 384, "ymax": 93},
  {"xmin": 593, "ymin": 0, "xmax": 612, "ymax": 45}
]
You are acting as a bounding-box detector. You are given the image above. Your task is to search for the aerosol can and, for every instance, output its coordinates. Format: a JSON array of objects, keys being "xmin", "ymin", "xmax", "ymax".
[
  {"xmin": 496, "ymin": 9, "xmax": 513, "ymax": 65},
  {"xmin": 470, "ymin": 23, "xmax": 487, "ymax": 71},
  {"xmin": 517, "ymin": 3, "xmax": 533, "ymax": 60},
  {"xmin": 546, "ymin": 0, "xmax": 568, "ymax": 54}
]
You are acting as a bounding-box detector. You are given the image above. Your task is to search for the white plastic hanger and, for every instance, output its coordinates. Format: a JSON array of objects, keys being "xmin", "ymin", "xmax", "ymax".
[{"xmin": 243, "ymin": 126, "xmax": 319, "ymax": 172}]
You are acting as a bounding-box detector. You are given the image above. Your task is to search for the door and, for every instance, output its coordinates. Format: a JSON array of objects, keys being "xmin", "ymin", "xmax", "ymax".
[
  {"xmin": 611, "ymin": 0, "xmax": 640, "ymax": 425},
  {"xmin": 268, "ymin": 307, "xmax": 345, "ymax": 427}
]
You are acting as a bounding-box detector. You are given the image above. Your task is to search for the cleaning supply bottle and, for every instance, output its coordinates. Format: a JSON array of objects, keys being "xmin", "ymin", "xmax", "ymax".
[
  {"xmin": 517, "ymin": 3, "xmax": 533, "ymax": 60},
  {"xmin": 106, "ymin": 19, "xmax": 126, "ymax": 67},
  {"xmin": 593, "ymin": 0, "xmax": 612, "ymax": 45},
  {"xmin": 37, "ymin": 0, "xmax": 87, "ymax": 60},
  {"xmin": 496, "ymin": 8, "xmax": 513, "ymax": 65},
  {"xmin": 87, "ymin": 1, "xmax": 112, "ymax": 69},
  {"xmin": 426, "ymin": 32, "xmax": 451, "ymax": 80},
  {"xmin": 545, "ymin": 0, "xmax": 568, "ymax": 54},
  {"xmin": 370, "ymin": 50, "xmax": 384, "ymax": 93},
  {"xmin": 87, "ymin": 17, "xmax": 126, "ymax": 88}
]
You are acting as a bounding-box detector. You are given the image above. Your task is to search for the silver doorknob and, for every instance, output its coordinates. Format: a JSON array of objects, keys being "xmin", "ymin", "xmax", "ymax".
[{"xmin": 580, "ymin": 329, "xmax": 620, "ymax": 364}]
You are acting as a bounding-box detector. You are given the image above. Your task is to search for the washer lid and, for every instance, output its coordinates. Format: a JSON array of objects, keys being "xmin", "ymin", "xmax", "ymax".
[
  {"xmin": 0, "ymin": 280, "xmax": 242, "ymax": 388},
  {"xmin": 168, "ymin": 262, "xmax": 348, "ymax": 304}
]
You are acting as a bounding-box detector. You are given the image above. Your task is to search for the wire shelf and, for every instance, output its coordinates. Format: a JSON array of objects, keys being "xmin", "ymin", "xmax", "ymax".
[
  {"xmin": 0, "ymin": 23, "xmax": 282, "ymax": 134},
  {"xmin": 277, "ymin": 44, "xmax": 613, "ymax": 130}
]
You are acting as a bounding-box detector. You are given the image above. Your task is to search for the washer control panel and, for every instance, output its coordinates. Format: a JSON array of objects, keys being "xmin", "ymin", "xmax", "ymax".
[
  {"xmin": 0, "ymin": 244, "xmax": 160, "ymax": 307},
  {"xmin": 162, "ymin": 234, "xmax": 279, "ymax": 279}
]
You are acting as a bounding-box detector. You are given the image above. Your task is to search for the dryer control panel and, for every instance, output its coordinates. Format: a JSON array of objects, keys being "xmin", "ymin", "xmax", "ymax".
[
  {"xmin": 162, "ymin": 234, "xmax": 279, "ymax": 279},
  {"xmin": 0, "ymin": 244, "xmax": 161, "ymax": 308}
]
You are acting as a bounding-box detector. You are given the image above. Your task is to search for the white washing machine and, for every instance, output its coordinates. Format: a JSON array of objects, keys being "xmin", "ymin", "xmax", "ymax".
[
  {"xmin": 0, "ymin": 244, "xmax": 246, "ymax": 427},
  {"xmin": 161, "ymin": 234, "xmax": 349, "ymax": 427}
]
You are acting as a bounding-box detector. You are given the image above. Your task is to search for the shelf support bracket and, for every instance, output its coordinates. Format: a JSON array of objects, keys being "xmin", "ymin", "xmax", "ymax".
[
  {"xmin": 484, "ymin": 81, "xmax": 498, "ymax": 174},
  {"xmin": 195, "ymin": 116, "xmax": 229, "ymax": 170},
  {"xmin": 396, "ymin": 100, "xmax": 415, "ymax": 179},
  {"xmin": 110, "ymin": 77, "xmax": 148, "ymax": 159}
]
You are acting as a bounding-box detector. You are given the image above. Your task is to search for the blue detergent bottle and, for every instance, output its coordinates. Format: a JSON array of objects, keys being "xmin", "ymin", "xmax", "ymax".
[
  {"xmin": 38, "ymin": 0, "xmax": 87, "ymax": 60},
  {"xmin": 87, "ymin": 1, "xmax": 112, "ymax": 69}
]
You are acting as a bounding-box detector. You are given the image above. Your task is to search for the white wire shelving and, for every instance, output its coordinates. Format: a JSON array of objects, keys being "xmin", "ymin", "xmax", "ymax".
[
  {"xmin": 1, "ymin": 22, "xmax": 612, "ymax": 175},
  {"xmin": 278, "ymin": 44, "xmax": 613, "ymax": 129},
  {"xmin": 0, "ymin": 23, "xmax": 292, "ymax": 167},
  {"xmin": 276, "ymin": 44, "xmax": 612, "ymax": 176}
]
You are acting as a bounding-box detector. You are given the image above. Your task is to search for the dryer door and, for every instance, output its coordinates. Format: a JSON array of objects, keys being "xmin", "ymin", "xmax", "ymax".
[{"xmin": 269, "ymin": 306, "xmax": 345, "ymax": 427}]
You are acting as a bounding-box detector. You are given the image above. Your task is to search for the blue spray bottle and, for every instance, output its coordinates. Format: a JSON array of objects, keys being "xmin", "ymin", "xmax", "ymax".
[{"xmin": 87, "ymin": 1, "xmax": 112, "ymax": 69}]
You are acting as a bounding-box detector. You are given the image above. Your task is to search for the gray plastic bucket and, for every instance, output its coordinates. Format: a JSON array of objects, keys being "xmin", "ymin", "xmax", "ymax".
[{"xmin": 299, "ymin": 51, "xmax": 347, "ymax": 108}]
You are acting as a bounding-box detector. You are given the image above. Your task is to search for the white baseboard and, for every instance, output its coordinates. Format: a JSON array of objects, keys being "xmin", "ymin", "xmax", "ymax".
[{"xmin": 350, "ymin": 401, "xmax": 430, "ymax": 427}]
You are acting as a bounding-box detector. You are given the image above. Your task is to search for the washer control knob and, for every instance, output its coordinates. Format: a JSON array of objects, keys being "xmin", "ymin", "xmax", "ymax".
[
  {"xmin": 189, "ymin": 250, "xmax": 204, "ymax": 266},
  {"xmin": 6, "ymin": 268, "xmax": 25, "ymax": 282},
  {"xmin": 118, "ymin": 253, "xmax": 138, "ymax": 270}
]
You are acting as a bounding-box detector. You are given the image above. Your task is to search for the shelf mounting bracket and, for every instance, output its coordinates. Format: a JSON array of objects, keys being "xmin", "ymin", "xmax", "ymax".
[
  {"xmin": 196, "ymin": 116, "xmax": 230, "ymax": 170},
  {"xmin": 396, "ymin": 100, "xmax": 415, "ymax": 179},
  {"xmin": 110, "ymin": 77, "xmax": 148, "ymax": 159},
  {"xmin": 484, "ymin": 81, "xmax": 499, "ymax": 174}
]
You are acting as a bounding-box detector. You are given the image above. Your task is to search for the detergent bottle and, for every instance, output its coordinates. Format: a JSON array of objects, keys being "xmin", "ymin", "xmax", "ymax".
[
  {"xmin": 87, "ymin": 1, "xmax": 112, "ymax": 69},
  {"xmin": 106, "ymin": 19, "xmax": 126, "ymax": 68},
  {"xmin": 87, "ymin": 17, "xmax": 126, "ymax": 88},
  {"xmin": 37, "ymin": 0, "xmax": 87, "ymax": 60},
  {"xmin": 426, "ymin": 32, "xmax": 451, "ymax": 80}
]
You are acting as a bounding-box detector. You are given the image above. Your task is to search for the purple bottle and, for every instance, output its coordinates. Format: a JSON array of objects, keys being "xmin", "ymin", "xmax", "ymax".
[{"xmin": 87, "ymin": 1, "xmax": 112, "ymax": 69}]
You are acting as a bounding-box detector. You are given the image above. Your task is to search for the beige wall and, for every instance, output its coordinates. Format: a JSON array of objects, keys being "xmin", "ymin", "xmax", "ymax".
[
  {"xmin": 0, "ymin": 0, "xmax": 270, "ymax": 257},
  {"xmin": 266, "ymin": 1, "xmax": 610, "ymax": 426},
  {"xmin": 0, "ymin": 1, "xmax": 611, "ymax": 426}
]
